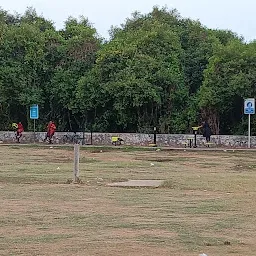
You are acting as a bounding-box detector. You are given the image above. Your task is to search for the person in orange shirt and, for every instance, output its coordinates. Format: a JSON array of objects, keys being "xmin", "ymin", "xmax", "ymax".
[
  {"xmin": 44, "ymin": 121, "xmax": 56, "ymax": 144},
  {"xmin": 16, "ymin": 122, "xmax": 24, "ymax": 143}
]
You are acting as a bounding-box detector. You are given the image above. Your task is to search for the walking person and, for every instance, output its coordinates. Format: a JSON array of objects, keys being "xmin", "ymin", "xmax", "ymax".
[
  {"xmin": 44, "ymin": 121, "xmax": 56, "ymax": 144},
  {"xmin": 16, "ymin": 122, "xmax": 24, "ymax": 143}
]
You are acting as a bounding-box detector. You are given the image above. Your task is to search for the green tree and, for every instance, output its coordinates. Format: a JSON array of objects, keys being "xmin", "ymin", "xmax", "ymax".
[
  {"xmin": 0, "ymin": 21, "xmax": 46, "ymax": 129},
  {"xmin": 96, "ymin": 14, "xmax": 186, "ymax": 133},
  {"xmin": 48, "ymin": 16, "xmax": 101, "ymax": 131},
  {"xmin": 199, "ymin": 40, "xmax": 256, "ymax": 134}
]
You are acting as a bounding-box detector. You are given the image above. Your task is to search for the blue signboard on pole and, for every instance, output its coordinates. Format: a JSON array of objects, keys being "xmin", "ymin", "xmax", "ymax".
[
  {"xmin": 30, "ymin": 104, "xmax": 39, "ymax": 119},
  {"xmin": 244, "ymin": 98, "xmax": 255, "ymax": 115}
]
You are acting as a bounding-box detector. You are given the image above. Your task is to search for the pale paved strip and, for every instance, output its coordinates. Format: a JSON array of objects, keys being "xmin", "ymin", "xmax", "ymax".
[{"xmin": 107, "ymin": 180, "xmax": 165, "ymax": 188}]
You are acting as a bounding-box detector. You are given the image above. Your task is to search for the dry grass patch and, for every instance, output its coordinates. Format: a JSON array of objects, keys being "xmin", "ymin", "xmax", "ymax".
[{"xmin": 0, "ymin": 145, "xmax": 256, "ymax": 255}]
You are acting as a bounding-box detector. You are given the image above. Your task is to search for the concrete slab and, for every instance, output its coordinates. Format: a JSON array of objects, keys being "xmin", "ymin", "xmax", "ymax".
[{"xmin": 107, "ymin": 180, "xmax": 165, "ymax": 188}]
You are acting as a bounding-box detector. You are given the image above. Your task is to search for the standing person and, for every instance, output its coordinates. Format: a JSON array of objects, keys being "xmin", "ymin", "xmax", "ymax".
[
  {"xmin": 16, "ymin": 122, "xmax": 24, "ymax": 143},
  {"xmin": 199, "ymin": 120, "xmax": 212, "ymax": 143},
  {"xmin": 44, "ymin": 121, "xmax": 56, "ymax": 144}
]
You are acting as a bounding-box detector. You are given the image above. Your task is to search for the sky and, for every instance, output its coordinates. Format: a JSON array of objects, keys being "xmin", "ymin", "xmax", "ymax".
[{"xmin": 0, "ymin": 0, "xmax": 256, "ymax": 41}]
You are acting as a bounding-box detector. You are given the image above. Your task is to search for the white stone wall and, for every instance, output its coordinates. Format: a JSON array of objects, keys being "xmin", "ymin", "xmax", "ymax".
[{"xmin": 0, "ymin": 131, "xmax": 255, "ymax": 148}]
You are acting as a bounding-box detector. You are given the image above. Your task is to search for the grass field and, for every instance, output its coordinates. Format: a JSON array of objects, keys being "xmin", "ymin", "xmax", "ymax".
[{"xmin": 0, "ymin": 145, "xmax": 256, "ymax": 256}]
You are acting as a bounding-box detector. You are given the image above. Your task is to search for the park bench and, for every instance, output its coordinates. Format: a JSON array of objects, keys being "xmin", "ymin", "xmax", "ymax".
[
  {"xmin": 111, "ymin": 136, "xmax": 124, "ymax": 146},
  {"xmin": 205, "ymin": 142, "xmax": 215, "ymax": 148}
]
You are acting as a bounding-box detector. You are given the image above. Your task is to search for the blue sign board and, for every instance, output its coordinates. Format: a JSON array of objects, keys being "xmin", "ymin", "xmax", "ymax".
[
  {"xmin": 30, "ymin": 104, "xmax": 39, "ymax": 119},
  {"xmin": 244, "ymin": 98, "xmax": 255, "ymax": 115}
]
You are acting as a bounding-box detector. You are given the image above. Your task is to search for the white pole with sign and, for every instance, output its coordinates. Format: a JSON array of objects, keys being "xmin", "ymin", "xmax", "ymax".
[
  {"xmin": 244, "ymin": 98, "xmax": 255, "ymax": 148},
  {"xmin": 30, "ymin": 105, "xmax": 39, "ymax": 143},
  {"xmin": 249, "ymin": 113, "xmax": 251, "ymax": 148}
]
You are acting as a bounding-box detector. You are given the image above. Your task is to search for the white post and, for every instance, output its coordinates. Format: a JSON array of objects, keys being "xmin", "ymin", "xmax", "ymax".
[
  {"xmin": 248, "ymin": 114, "xmax": 251, "ymax": 149},
  {"xmin": 73, "ymin": 144, "xmax": 80, "ymax": 182},
  {"xmin": 245, "ymin": 98, "xmax": 255, "ymax": 148},
  {"xmin": 34, "ymin": 119, "xmax": 36, "ymax": 143}
]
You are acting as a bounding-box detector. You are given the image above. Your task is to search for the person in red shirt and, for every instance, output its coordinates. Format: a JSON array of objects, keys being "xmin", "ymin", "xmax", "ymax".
[
  {"xmin": 44, "ymin": 121, "xmax": 56, "ymax": 144},
  {"xmin": 16, "ymin": 122, "xmax": 24, "ymax": 143}
]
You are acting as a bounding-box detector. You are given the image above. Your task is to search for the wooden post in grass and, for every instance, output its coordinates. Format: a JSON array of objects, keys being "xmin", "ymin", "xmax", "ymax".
[{"xmin": 73, "ymin": 143, "xmax": 80, "ymax": 182}]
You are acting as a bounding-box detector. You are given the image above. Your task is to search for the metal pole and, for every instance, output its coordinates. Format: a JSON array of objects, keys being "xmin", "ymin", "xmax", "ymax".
[
  {"xmin": 248, "ymin": 114, "xmax": 251, "ymax": 148},
  {"xmin": 73, "ymin": 144, "xmax": 80, "ymax": 182},
  {"xmin": 153, "ymin": 127, "xmax": 157, "ymax": 145},
  {"xmin": 82, "ymin": 130, "xmax": 85, "ymax": 145},
  {"xmin": 34, "ymin": 119, "xmax": 36, "ymax": 143},
  {"xmin": 194, "ymin": 132, "xmax": 197, "ymax": 148}
]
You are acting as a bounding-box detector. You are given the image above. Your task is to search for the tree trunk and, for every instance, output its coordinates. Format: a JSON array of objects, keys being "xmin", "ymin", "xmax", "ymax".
[{"xmin": 201, "ymin": 108, "xmax": 220, "ymax": 135}]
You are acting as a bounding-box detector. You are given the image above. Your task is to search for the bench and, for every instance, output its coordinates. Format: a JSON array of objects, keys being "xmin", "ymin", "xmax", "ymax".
[
  {"xmin": 205, "ymin": 142, "xmax": 215, "ymax": 148},
  {"xmin": 111, "ymin": 136, "xmax": 124, "ymax": 146}
]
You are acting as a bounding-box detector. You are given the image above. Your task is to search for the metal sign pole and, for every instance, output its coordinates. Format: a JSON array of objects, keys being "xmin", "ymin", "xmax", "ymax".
[
  {"xmin": 30, "ymin": 104, "xmax": 39, "ymax": 144},
  {"xmin": 244, "ymin": 98, "xmax": 255, "ymax": 149},
  {"xmin": 248, "ymin": 114, "xmax": 251, "ymax": 148},
  {"xmin": 34, "ymin": 119, "xmax": 36, "ymax": 144}
]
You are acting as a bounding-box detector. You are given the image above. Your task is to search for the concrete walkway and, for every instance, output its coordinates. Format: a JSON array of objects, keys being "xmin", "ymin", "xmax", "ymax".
[{"xmin": 107, "ymin": 180, "xmax": 165, "ymax": 188}]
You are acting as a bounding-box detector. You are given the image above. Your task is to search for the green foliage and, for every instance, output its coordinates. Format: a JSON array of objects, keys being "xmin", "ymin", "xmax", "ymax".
[
  {"xmin": 0, "ymin": 6, "xmax": 254, "ymax": 134},
  {"xmin": 199, "ymin": 41, "xmax": 256, "ymax": 134},
  {"xmin": 95, "ymin": 12, "xmax": 188, "ymax": 133}
]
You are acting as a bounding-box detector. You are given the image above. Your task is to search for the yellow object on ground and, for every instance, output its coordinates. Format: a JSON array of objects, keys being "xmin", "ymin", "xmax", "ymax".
[
  {"xmin": 111, "ymin": 136, "xmax": 119, "ymax": 142},
  {"xmin": 111, "ymin": 136, "xmax": 124, "ymax": 146}
]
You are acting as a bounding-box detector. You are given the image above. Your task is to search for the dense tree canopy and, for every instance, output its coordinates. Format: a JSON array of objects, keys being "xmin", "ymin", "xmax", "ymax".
[{"xmin": 0, "ymin": 6, "xmax": 254, "ymax": 135}]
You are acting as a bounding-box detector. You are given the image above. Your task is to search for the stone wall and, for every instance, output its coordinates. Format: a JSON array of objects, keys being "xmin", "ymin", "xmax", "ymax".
[{"xmin": 0, "ymin": 131, "xmax": 255, "ymax": 148}]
